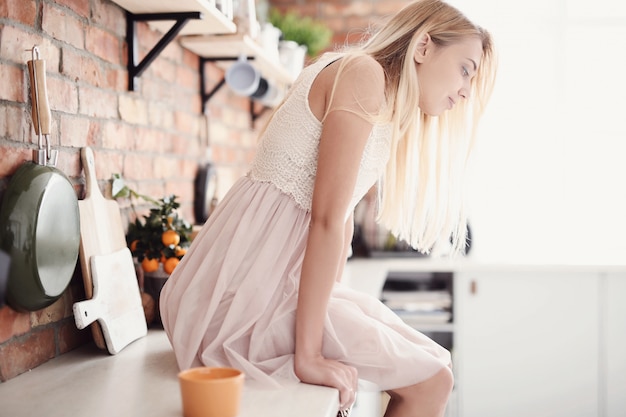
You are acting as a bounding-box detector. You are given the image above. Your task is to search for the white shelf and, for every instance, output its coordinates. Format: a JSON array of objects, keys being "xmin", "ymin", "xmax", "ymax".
[
  {"xmin": 110, "ymin": 0, "xmax": 236, "ymax": 35},
  {"xmin": 181, "ymin": 34, "xmax": 295, "ymax": 85}
]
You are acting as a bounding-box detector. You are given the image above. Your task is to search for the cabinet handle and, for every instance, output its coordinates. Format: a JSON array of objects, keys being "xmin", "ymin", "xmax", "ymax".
[{"xmin": 470, "ymin": 279, "xmax": 477, "ymax": 295}]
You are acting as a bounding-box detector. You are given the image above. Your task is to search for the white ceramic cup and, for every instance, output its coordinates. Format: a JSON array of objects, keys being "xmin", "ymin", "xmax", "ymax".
[{"xmin": 225, "ymin": 56, "xmax": 262, "ymax": 97}]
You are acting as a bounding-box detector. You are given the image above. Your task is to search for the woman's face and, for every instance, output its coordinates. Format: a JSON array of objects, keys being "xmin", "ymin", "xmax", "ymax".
[{"xmin": 414, "ymin": 36, "xmax": 483, "ymax": 116}]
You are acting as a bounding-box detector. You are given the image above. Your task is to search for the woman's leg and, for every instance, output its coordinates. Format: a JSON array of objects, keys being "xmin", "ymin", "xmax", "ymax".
[{"xmin": 384, "ymin": 367, "xmax": 454, "ymax": 417}]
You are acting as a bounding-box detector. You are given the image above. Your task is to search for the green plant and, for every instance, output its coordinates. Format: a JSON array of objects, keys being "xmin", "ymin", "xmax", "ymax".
[
  {"xmin": 111, "ymin": 175, "xmax": 192, "ymax": 272},
  {"xmin": 268, "ymin": 9, "xmax": 332, "ymax": 57}
]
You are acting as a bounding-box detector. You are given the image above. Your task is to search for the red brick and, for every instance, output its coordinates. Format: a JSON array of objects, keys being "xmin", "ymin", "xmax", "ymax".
[
  {"xmin": 0, "ymin": 26, "xmax": 44, "ymax": 64},
  {"xmin": 165, "ymin": 180, "xmax": 194, "ymax": 205},
  {"xmin": 182, "ymin": 48, "xmax": 199, "ymax": 71},
  {"xmin": 91, "ymin": 0, "xmax": 126, "ymax": 37},
  {"xmin": 153, "ymin": 155, "xmax": 177, "ymax": 180},
  {"xmin": 134, "ymin": 127, "xmax": 167, "ymax": 153},
  {"xmin": 58, "ymin": 319, "xmax": 90, "ymax": 354},
  {"xmin": 52, "ymin": 148, "xmax": 82, "ymax": 178},
  {"xmin": 102, "ymin": 121, "xmax": 131, "ymax": 150},
  {"xmin": 3, "ymin": 105, "xmax": 32, "ymax": 144},
  {"xmin": 47, "ymin": 74, "xmax": 79, "ymax": 114},
  {"xmin": 54, "ymin": 0, "xmax": 90, "ymax": 19},
  {"xmin": 145, "ymin": 56, "xmax": 177, "ymax": 84},
  {"xmin": 0, "ymin": 328, "xmax": 55, "ymax": 381},
  {"xmin": 92, "ymin": 150, "xmax": 124, "ymax": 181},
  {"xmin": 123, "ymin": 152, "xmax": 155, "ymax": 180},
  {"xmin": 118, "ymin": 94, "xmax": 149, "ymax": 125},
  {"xmin": 105, "ymin": 66, "xmax": 126, "ymax": 91},
  {"xmin": 175, "ymin": 64, "xmax": 198, "ymax": 91},
  {"xmin": 0, "ymin": 306, "xmax": 31, "ymax": 344},
  {"xmin": 0, "ymin": 0, "xmax": 37, "ymax": 27},
  {"xmin": 85, "ymin": 25, "xmax": 121, "ymax": 65},
  {"xmin": 0, "ymin": 63, "xmax": 26, "ymax": 103},
  {"xmin": 373, "ymin": 0, "xmax": 412, "ymax": 15},
  {"xmin": 30, "ymin": 289, "xmax": 74, "ymax": 327},
  {"xmin": 0, "ymin": 145, "xmax": 32, "ymax": 177},
  {"xmin": 60, "ymin": 46, "xmax": 105, "ymax": 88},
  {"xmin": 59, "ymin": 114, "xmax": 99, "ymax": 148},
  {"xmin": 322, "ymin": 1, "xmax": 374, "ymax": 17},
  {"xmin": 147, "ymin": 103, "xmax": 175, "ymax": 131},
  {"xmin": 174, "ymin": 111, "xmax": 200, "ymax": 136},
  {"xmin": 42, "ymin": 3, "xmax": 85, "ymax": 50},
  {"xmin": 78, "ymin": 85, "xmax": 117, "ymax": 118}
]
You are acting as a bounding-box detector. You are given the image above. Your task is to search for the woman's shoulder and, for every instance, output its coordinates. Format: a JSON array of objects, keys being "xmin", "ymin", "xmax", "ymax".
[
  {"xmin": 344, "ymin": 53, "xmax": 383, "ymax": 73},
  {"xmin": 334, "ymin": 54, "xmax": 386, "ymax": 111}
]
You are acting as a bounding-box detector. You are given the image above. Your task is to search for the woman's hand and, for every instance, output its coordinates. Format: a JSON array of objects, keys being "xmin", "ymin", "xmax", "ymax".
[{"xmin": 295, "ymin": 354, "xmax": 358, "ymax": 410}]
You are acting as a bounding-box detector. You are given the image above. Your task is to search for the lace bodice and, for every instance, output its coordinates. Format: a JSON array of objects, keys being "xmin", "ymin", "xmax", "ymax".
[{"xmin": 249, "ymin": 54, "xmax": 392, "ymax": 214}]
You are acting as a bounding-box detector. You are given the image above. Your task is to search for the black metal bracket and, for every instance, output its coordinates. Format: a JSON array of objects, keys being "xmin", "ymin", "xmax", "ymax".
[
  {"xmin": 126, "ymin": 11, "xmax": 203, "ymax": 91},
  {"xmin": 200, "ymin": 56, "xmax": 269, "ymax": 127}
]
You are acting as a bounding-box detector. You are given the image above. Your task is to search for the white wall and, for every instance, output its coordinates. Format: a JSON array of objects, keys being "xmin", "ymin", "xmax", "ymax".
[{"xmin": 450, "ymin": 0, "xmax": 626, "ymax": 264}]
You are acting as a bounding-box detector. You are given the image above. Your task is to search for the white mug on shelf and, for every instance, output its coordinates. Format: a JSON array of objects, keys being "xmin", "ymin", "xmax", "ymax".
[
  {"xmin": 279, "ymin": 40, "xmax": 307, "ymax": 80},
  {"xmin": 225, "ymin": 56, "xmax": 283, "ymax": 106},
  {"xmin": 225, "ymin": 56, "xmax": 261, "ymax": 96}
]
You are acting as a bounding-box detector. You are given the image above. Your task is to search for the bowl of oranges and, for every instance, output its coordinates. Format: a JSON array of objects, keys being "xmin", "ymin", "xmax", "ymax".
[
  {"xmin": 126, "ymin": 194, "xmax": 191, "ymax": 325},
  {"xmin": 112, "ymin": 176, "xmax": 193, "ymax": 326}
]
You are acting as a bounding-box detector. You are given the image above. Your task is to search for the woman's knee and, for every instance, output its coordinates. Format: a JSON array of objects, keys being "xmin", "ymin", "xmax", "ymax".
[
  {"xmin": 389, "ymin": 366, "xmax": 454, "ymax": 401},
  {"xmin": 437, "ymin": 365, "xmax": 455, "ymax": 393}
]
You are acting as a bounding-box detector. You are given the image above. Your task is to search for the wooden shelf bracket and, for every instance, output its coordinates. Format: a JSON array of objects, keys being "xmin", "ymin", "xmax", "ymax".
[{"xmin": 127, "ymin": 11, "xmax": 203, "ymax": 90}]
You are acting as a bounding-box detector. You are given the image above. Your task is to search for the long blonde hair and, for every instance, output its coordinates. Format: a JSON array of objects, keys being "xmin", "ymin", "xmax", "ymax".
[{"xmin": 343, "ymin": 0, "xmax": 497, "ymax": 254}]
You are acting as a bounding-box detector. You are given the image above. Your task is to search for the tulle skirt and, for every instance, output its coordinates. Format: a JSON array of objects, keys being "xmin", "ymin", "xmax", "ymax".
[{"xmin": 160, "ymin": 176, "xmax": 450, "ymax": 391}]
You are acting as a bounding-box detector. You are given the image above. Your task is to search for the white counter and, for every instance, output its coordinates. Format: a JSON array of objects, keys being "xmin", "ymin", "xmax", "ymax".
[{"xmin": 0, "ymin": 330, "xmax": 339, "ymax": 417}]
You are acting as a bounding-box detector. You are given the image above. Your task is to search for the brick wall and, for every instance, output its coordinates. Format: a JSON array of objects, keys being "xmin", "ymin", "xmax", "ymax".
[
  {"xmin": 0, "ymin": 0, "xmax": 410, "ymax": 381},
  {"xmin": 0, "ymin": 0, "xmax": 264, "ymax": 382},
  {"xmin": 269, "ymin": 0, "xmax": 412, "ymax": 48}
]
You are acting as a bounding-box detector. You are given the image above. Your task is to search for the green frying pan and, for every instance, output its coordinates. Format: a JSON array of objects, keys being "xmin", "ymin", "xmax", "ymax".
[{"xmin": 0, "ymin": 47, "xmax": 80, "ymax": 311}]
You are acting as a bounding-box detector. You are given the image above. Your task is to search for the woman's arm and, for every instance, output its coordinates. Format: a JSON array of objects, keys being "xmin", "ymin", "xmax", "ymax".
[
  {"xmin": 294, "ymin": 55, "xmax": 385, "ymax": 409},
  {"xmin": 336, "ymin": 212, "xmax": 354, "ymax": 283}
]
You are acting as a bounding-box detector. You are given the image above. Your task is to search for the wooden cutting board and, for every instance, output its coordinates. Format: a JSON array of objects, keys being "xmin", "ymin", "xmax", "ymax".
[
  {"xmin": 73, "ymin": 247, "xmax": 147, "ymax": 354},
  {"xmin": 77, "ymin": 146, "xmax": 133, "ymax": 351}
]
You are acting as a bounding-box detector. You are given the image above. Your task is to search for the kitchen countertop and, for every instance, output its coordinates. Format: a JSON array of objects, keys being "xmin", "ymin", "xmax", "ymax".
[
  {"xmin": 342, "ymin": 256, "xmax": 626, "ymax": 298},
  {"xmin": 0, "ymin": 330, "xmax": 339, "ymax": 417}
]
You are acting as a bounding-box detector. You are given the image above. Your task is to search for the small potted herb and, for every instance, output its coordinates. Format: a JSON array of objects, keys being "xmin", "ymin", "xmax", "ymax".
[{"xmin": 268, "ymin": 9, "xmax": 332, "ymax": 78}]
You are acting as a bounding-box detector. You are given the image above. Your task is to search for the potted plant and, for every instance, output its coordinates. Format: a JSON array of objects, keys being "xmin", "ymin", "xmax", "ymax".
[
  {"xmin": 268, "ymin": 9, "xmax": 332, "ymax": 78},
  {"xmin": 112, "ymin": 175, "xmax": 192, "ymax": 325}
]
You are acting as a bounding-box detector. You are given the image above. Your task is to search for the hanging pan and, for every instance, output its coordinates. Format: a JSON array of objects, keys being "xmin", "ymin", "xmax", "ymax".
[{"xmin": 0, "ymin": 46, "xmax": 80, "ymax": 311}]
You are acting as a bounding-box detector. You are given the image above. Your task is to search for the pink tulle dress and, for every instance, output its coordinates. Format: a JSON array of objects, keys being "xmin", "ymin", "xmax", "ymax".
[{"xmin": 159, "ymin": 53, "xmax": 451, "ymax": 391}]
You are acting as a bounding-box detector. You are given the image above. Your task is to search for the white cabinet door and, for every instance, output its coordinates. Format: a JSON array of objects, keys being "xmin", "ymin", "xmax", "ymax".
[
  {"xmin": 454, "ymin": 270, "xmax": 599, "ymax": 417},
  {"xmin": 605, "ymin": 272, "xmax": 626, "ymax": 417}
]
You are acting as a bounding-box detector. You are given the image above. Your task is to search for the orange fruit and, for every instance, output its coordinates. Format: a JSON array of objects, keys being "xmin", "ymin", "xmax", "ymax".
[
  {"xmin": 163, "ymin": 257, "xmax": 180, "ymax": 274},
  {"xmin": 129, "ymin": 240, "xmax": 139, "ymax": 252},
  {"xmin": 162, "ymin": 230, "xmax": 180, "ymax": 247},
  {"xmin": 141, "ymin": 257, "xmax": 159, "ymax": 273},
  {"xmin": 174, "ymin": 246, "xmax": 187, "ymax": 257}
]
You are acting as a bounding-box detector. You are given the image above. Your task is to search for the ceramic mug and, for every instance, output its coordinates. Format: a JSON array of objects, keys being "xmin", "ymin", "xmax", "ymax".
[
  {"xmin": 225, "ymin": 55, "xmax": 264, "ymax": 97},
  {"xmin": 178, "ymin": 367, "xmax": 244, "ymax": 417}
]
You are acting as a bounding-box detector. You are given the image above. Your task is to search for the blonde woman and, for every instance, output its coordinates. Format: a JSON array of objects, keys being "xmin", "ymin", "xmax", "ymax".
[{"xmin": 160, "ymin": 0, "xmax": 497, "ymax": 416}]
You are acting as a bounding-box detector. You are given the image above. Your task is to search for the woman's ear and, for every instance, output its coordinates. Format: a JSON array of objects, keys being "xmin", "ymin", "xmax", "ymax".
[{"xmin": 413, "ymin": 33, "xmax": 432, "ymax": 64}]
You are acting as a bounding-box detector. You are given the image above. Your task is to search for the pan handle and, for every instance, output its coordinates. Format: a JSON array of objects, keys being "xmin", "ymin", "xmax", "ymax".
[
  {"xmin": 27, "ymin": 46, "xmax": 56, "ymax": 166},
  {"xmin": 27, "ymin": 48, "xmax": 51, "ymax": 137}
]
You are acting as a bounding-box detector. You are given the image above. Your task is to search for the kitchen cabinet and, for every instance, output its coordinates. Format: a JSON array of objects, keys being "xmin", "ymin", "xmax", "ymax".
[
  {"xmin": 454, "ymin": 269, "xmax": 600, "ymax": 417},
  {"xmin": 343, "ymin": 259, "xmax": 626, "ymax": 417},
  {"xmin": 605, "ymin": 272, "xmax": 626, "ymax": 417}
]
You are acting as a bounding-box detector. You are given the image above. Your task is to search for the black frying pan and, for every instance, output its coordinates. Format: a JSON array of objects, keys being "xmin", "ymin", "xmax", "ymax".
[
  {"xmin": 194, "ymin": 161, "xmax": 218, "ymax": 224},
  {"xmin": 0, "ymin": 46, "xmax": 80, "ymax": 311}
]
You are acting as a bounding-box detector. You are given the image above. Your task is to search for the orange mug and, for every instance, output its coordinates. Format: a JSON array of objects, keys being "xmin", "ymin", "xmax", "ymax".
[{"xmin": 178, "ymin": 367, "xmax": 245, "ymax": 417}]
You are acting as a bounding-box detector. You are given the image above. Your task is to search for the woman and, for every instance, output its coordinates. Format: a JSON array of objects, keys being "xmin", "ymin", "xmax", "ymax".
[{"xmin": 161, "ymin": 1, "xmax": 497, "ymax": 416}]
